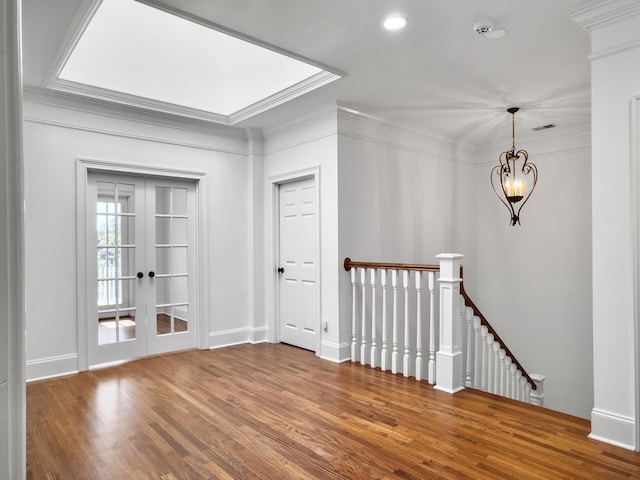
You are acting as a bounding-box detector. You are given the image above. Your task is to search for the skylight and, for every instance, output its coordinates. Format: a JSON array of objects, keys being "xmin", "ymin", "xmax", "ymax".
[{"xmin": 50, "ymin": 0, "xmax": 341, "ymax": 124}]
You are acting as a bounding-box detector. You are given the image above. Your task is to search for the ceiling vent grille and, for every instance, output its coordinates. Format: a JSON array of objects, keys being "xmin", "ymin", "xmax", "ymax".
[{"xmin": 532, "ymin": 123, "xmax": 557, "ymax": 131}]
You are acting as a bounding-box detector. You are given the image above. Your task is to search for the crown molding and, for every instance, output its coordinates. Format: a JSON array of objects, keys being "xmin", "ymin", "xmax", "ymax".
[
  {"xmin": 569, "ymin": 0, "xmax": 640, "ymax": 34},
  {"xmin": 23, "ymin": 85, "xmax": 248, "ymax": 140}
]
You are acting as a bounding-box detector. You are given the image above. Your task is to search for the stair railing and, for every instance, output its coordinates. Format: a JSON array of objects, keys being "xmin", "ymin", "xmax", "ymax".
[{"xmin": 344, "ymin": 254, "xmax": 545, "ymax": 406}]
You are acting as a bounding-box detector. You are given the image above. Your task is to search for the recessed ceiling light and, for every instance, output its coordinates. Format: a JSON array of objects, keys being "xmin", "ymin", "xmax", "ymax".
[{"xmin": 382, "ymin": 15, "xmax": 408, "ymax": 31}]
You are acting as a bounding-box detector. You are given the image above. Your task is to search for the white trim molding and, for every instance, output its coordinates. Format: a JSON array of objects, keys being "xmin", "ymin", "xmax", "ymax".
[
  {"xmin": 26, "ymin": 354, "xmax": 79, "ymax": 382},
  {"xmin": 590, "ymin": 408, "xmax": 637, "ymax": 450},
  {"xmin": 208, "ymin": 327, "xmax": 268, "ymax": 350},
  {"xmin": 0, "ymin": 0, "xmax": 25, "ymax": 478},
  {"xmin": 632, "ymin": 95, "xmax": 640, "ymax": 451},
  {"xmin": 320, "ymin": 340, "xmax": 351, "ymax": 363}
]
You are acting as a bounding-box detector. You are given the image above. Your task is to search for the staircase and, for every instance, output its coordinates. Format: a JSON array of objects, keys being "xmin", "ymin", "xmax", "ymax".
[{"xmin": 344, "ymin": 254, "xmax": 545, "ymax": 406}]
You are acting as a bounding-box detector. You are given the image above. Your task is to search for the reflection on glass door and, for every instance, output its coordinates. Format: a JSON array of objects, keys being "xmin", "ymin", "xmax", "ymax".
[
  {"xmin": 154, "ymin": 186, "xmax": 190, "ymax": 336},
  {"xmin": 96, "ymin": 181, "xmax": 138, "ymax": 346}
]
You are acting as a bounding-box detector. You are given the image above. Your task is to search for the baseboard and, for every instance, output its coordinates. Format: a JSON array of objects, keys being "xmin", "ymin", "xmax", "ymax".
[
  {"xmin": 208, "ymin": 327, "xmax": 268, "ymax": 349},
  {"xmin": 319, "ymin": 340, "xmax": 351, "ymax": 363},
  {"xmin": 590, "ymin": 408, "xmax": 637, "ymax": 450},
  {"xmin": 26, "ymin": 353, "xmax": 79, "ymax": 382}
]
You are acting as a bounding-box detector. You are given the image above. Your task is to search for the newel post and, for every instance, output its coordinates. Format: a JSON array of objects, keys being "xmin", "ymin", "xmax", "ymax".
[{"xmin": 435, "ymin": 253, "xmax": 465, "ymax": 394}]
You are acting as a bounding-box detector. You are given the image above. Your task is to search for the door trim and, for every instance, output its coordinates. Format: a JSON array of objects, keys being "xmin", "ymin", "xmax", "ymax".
[
  {"xmin": 76, "ymin": 158, "xmax": 209, "ymax": 370},
  {"xmin": 269, "ymin": 166, "xmax": 321, "ymax": 354}
]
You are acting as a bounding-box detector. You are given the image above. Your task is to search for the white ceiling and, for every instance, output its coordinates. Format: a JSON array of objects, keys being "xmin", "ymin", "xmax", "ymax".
[{"xmin": 21, "ymin": 0, "xmax": 592, "ymax": 149}]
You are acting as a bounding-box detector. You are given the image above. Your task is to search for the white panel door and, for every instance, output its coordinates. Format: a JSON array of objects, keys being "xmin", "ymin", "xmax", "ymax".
[
  {"xmin": 87, "ymin": 172, "xmax": 197, "ymax": 366},
  {"xmin": 278, "ymin": 177, "xmax": 318, "ymax": 351}
]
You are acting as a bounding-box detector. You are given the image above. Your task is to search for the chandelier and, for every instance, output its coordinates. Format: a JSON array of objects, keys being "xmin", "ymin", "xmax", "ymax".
[{"xmin": 490, "ymin": 107, "xmax": 538, "ymax": 226}]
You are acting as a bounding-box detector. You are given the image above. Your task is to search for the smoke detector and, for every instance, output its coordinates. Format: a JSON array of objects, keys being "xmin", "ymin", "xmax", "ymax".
[{"xmin": 473, "ymin": 22, "xmax": 507, "ymax": 39}]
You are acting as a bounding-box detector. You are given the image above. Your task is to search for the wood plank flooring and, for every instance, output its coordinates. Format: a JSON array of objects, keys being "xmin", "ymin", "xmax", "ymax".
[{"xmin": 27, "ymin": 343, "xmax": 640, "ymax": 479}]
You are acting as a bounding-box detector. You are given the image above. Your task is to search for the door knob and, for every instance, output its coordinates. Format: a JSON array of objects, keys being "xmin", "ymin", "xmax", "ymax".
[
  {"xmin": 148, "ymin": 271, "xmax": 155, "ymax": 278},
  {"xmin": 137, "ymin": 272, "xmax": 144, "ymax": 279},
  {"xmin": 277, "ymin": 267, "xmax": 284, "ymax": 274}
]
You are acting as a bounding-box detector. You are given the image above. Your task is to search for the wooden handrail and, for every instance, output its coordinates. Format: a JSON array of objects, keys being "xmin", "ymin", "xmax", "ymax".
[
  {"xmin": 343, "ymin": 257, "xmax": 439, "ymax": 272},
  {"xmin": 342, "ymin": 258, "xmax": 537, "ymax": 390},
  {"xmin": 458, "ymin": 266, "xmax": 536, "ymax": 390}
]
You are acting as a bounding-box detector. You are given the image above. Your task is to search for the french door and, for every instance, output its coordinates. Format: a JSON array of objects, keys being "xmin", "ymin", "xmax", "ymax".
[{"xmin": 86, "ymin": 172, "xmax": 197, "ymax": 366}]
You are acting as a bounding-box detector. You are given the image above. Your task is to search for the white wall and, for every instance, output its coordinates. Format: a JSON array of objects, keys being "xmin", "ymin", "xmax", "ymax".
[
  {"xmin": 475, "ymin": 127, "xmax": 593, "ymax": 419},
  {"xmin": 570, "ymin": 0, "xmax": 640, "ymax": 449},
  {"xmin": 336, "ymin": 108, "xmax": 478, "ymax": 362},
  {"xmin": 22, "ymin": 94, "xmax": 254, "ymax": 379},
  {"xmin": 262, "ymin": 104, "xmax": 341, "ymax": 361}
]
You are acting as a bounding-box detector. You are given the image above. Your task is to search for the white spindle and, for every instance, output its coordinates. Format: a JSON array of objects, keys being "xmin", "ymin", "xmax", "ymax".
[
  {"xmin": 510, "ymin": 364, "xmax": 517, "ymax": 399},
  {"xmin": 427, "ymin": 272, "xmax": 436, "ymax": 384},
  {"xmin": 499, "ymin": 349, "xmax": 506, "ymax": 396},
  {"xmin": 403, "ymin": 270, "xmax": 410, "ymax": 377},
  {"xmin": 360, "ymin": 268, "xmax": 367, "ymax": 365},
  {"xmin": 480, "ymin": 326, "xmax": 488, "ymax": 391},
  {"xmin": 504, "ymin": 356, "xmax": 512, "ymax": 398},
  {"xmin": 415, "ymin": 271, "xmax": 423, "ymax": 381},
  {"xmin": 370, "ymin": 269, "xmax": 377, "ymax": 368},
  {"xmin": 493, "ymin": 343, "xmax": 500, "ymax": 395},
  {"xmin": 381, "ymin": 270, "xmax": 388, "ymax": 371},
  {"xmin": 525, "ymin": 382, "xmax": 532, "ymax": 403},
  {"xmin": 473, "ymin": 316, "xmax": 481, "ymax": 389},
  {"xmin": 486, "ymin": 333, "xmax": 494, "ymax": 393},
  {"xmin": 515, "ymin": 370, "xmax": 522, "ymax": 401},
  {"xmin": 465, "ymin": 307, "xmax": 473, "ymax": 387},
  {"xmin": 391, "ymin": 270, "xmax": 399, "ymax": 374},
  {"xmin": 350, "ymin": 268, "xmax": 357, "ymax": 362}
]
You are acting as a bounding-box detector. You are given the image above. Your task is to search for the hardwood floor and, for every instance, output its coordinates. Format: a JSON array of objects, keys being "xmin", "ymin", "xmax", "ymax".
[{"xmin": 27, "ymin": 344, "xmax": 640, "ymax": 479}]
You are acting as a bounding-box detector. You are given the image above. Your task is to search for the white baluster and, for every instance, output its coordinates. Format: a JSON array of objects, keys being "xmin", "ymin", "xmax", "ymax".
[
  {"xmin": 380, "ymin": 270, "xmax": 388, "ymax": 371},
  {"xmin": 360, "ymin": 268, "xmax": 367, "ymax": 365},
  {"xmin": 493, "ymin": 343, "xmax": 500, "ymax": 394},
  {"xmin": 486, "ymin": 333, "xmax": 494, "ymax": 393},
  {"xmin": 415, "ymin": 271, "xmax": 423, "ymax": 381},
  {"xmin": 370, "ymin": 269, "xmax": 377, "ymax": 368},
  {"xmin": 499, "ymin": 349, "xmax": 506, "ymax": 396},
  {"xmin": 427, "ymin": 272, "xmax": 436, "ymax": 384},
  {"xmin": 391, "ymin": 270, "xmax": 399, "ymax": 374},
  {"xmin": 403, "ymin": 270, "xmax": 411, "ymax": 377},
  {"xmin": 515, "ymin": 370, "xmax": 523, "ymax": 401},
  {"xmin": 473, "ymin": 316, "xmax": 481, "ymax": 388},
  {"xmin": 350, "ymin": 268, "xmax": 357, "ymax": 362},
  {"xmin": 504, "ymin": 356, "xmax": 512, "ymax": 398},
  {"xmin": 524, "ymin": 382, "xmax": 532, "ymax": 404},
  {"xmin": 480, "ymin": 326, "xmax": 488, "ymax": 392},
  {"xmin": 510, "ymin": 364, "xmax": 517, "ymax": 400},
  {"xmin": 465, "ymin": 307, "xmax": 473, "ymax": 387}
]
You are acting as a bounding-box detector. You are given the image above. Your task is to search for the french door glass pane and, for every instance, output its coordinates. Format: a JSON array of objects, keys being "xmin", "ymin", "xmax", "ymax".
[
  {"xmin": 173, "ymin": 217, "xmax": 187, "ymax": 244},
  {"xmin": 154, "ymin": 185, "xmax": 189, "ymax": 337},
  {"xmin": 175, "ymin": 304, "xmax": 188, "ymax": 332},
  {"xmin": 156, "ymin": 187, "xmax": 171, "ymax": 215},
  {"xmin": 155, "ymin": 217, "xmax": 171, "ymax": 245},
  {"xmin": 96, "ymin": 181, "xmax": 137, "ymax": 344},
  {"xmin": 173, "ymin": 188, "xmax": 187, "ymax": 215},
  {"xmin": 156, "ymin": 247, "xmax": 171, "ymax": 275}
]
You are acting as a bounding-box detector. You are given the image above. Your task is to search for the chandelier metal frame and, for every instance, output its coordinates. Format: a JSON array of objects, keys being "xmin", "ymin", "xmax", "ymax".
[{"xmin": 490, "ymin": 107, "xmax": 538, "ymax": 226}]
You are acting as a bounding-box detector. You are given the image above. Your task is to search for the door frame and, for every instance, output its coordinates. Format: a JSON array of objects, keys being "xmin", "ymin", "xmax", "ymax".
[
  {"xmin": 76, "ymin": 158, "xmax": 209, "ymax": 370},
  {"xmin": 268, "ymin": 166, "xmax": 321, "ymax": 354}
]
